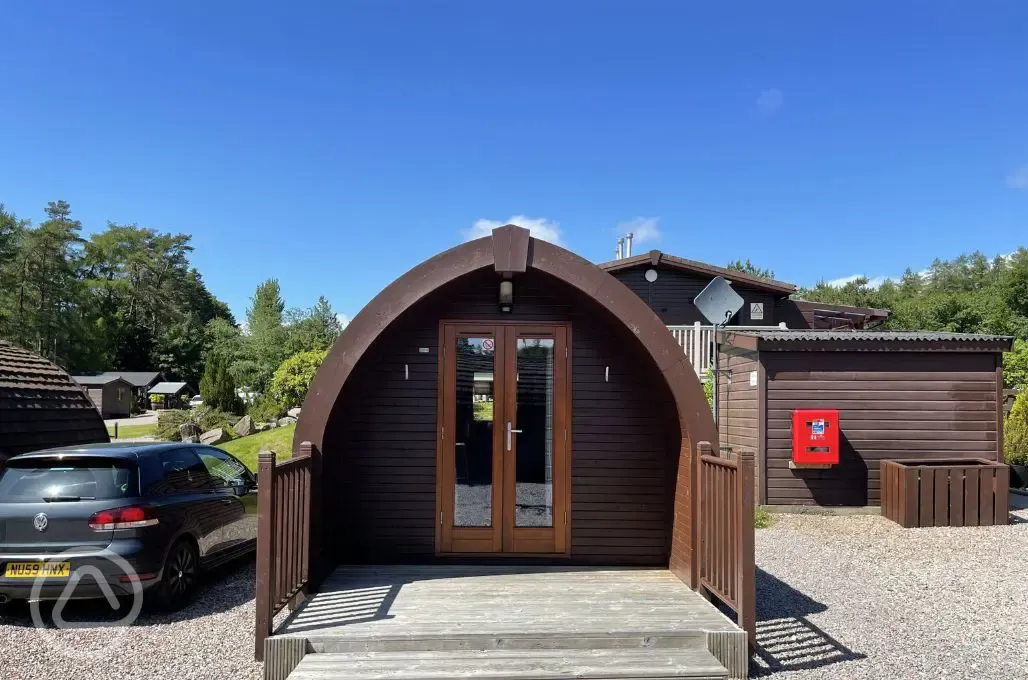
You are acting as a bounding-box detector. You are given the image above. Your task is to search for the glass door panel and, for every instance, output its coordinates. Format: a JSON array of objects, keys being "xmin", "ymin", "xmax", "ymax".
[
  {"xmin": 514, "ymin": 337, "xmax": 555, "ymax": 527},
  {"xmin": 454, "ymin": 336, "xmax": 495, "ymax": 527}
]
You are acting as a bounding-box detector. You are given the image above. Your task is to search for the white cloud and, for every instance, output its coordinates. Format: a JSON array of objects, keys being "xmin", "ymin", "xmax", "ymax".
[
  {"xmin": 755, "ymin": 88, "xmax": 784, "ymax": 117},
  {"xmin": 336, "ymin": 313, "xmax": 350, "ymax": 329},
  {"xmin": 617, "ymin": 217, "xmax": 662, "ymax": 245},
  {"xmin": 823, "ymin": 274, "xmax": 864, "ymax": 287},
  {"xmin": 823, "ymin": 274, "xmax": 889, "ymax": 289},
  {"xmin": 1006, "ymin": 166, "xmax": 1028, "ymax": 190},
  {"xmin": 464, "ymin": 215, "xmax": 562, "ymax": 244}
]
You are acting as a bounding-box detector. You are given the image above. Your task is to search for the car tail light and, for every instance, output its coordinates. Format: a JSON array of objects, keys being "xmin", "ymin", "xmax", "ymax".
[{"xmin": 88, "ymin": 506, "xmax": 159, "ymax": 530}]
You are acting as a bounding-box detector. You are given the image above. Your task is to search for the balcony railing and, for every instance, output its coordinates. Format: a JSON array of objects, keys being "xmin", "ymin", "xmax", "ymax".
[{"xmin": 667, "ymin": 322, "xmax": 787, "ymax": 378}]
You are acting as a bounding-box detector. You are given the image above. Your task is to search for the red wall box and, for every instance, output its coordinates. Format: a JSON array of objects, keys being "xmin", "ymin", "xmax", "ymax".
[{"xmin": 791, "ymin": 409, "xmax": 839, "ymax": 465}]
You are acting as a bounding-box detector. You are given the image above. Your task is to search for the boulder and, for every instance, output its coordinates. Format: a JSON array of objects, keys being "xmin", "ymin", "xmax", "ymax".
[
  {"xmin": 200, "ymin": 428, "xmax": 231, "ymax": 445},
  {"xmin": 179, "ymin": 423, "xmax": 200, "ymax": 443},
  {"xmin": 266, "ymin": 420, "xmax": 277, "ymax": 429},
  {"xmin": 255, "ymin": 423, "xmax": 269, "ymax": 432},
  {"xmin": 277, "ymin": 416, "xmax": 297, "ymax": 427},
  {"xmin": 233, "ymin": 415, "xmax": 255, "ymax": 437},
  {"xmin": 287, "ymin": 407, "xmax": 302, "ymax": 418}
]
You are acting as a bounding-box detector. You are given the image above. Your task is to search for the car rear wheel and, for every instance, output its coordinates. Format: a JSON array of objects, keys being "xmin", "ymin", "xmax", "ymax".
[{"xmin": 149, "ymin": 539, "xmax": 198, "ymax": 611}]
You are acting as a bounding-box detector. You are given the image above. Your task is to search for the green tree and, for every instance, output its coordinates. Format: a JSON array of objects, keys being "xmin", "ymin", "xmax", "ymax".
[
  {"xmin": 727, "ymin": 259, "xmax": 775, "ymax": 280},
  {"xmin": 12, "ymin": 201, "xmax": 91, "ymax": 366},
  {"xmin": 235, "ymin": 279, "xmax": 289, "ymax": 391},
  {"xmin": 1005, "ymin": 339, "xmax": 1028, "ymax": 390},
  {"xmin": 1005, "ymin": 391, "xmax": 1028, "ymax": 466},
  {"xmin": 286, "ymin": 296, "xmax": 343, "ymax": 353},
  {"xmin": 81, "ymin": 223, "xmax": 232, "ymax": 383},
  {"xmin": 199, "ymin": 353, "xmax": 242, "ymax": 413},
  {"xmin": 0, "ymin": 204, "xmax": 27, "ymax": 341},
  {"xmin": 268, "ymin": 349, "xmax": 328, "ymax": 409}
]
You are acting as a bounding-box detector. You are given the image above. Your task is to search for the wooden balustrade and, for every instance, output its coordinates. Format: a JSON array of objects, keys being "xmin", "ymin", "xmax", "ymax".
[
  {"xmin": 255, "ymin": 442, "xmax": 314, "ymax": 661},
  {"xmin": 697, "ymin": 440, "xmax": 756, "ymax": 649}
]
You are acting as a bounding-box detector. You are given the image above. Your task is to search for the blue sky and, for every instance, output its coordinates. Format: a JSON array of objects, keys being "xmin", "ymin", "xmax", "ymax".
[{"xmin": 2, "ymin": 2, "xmax": 1027, "ymax": 322}]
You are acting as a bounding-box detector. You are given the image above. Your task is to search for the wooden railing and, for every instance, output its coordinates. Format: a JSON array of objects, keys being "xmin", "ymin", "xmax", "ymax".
[
  {"xmin": 668, "ymin": 322, "xmax": 787, "ymax": 377},
  {"xmin": 697, "ymin": 440, "xmax": 756, "ymax": 648},
  {"xmin": 255, "ymin": 443, "xmax": 313, "ymax": 661}
]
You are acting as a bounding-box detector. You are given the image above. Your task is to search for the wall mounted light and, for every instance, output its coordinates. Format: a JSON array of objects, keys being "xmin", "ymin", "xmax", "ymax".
[
  {"xmin": 499, "ymin": 280, "xmax": 513, "ymax": 313},
  {"xmin": 644, "ymin": 268, "xmax": 659, "ymax": 283}
]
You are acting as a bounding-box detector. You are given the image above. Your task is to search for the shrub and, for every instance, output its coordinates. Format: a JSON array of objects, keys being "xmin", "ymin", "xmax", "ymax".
[
  {"xmin": 248, "ymin": 393, "xmax": 285, "ymax": 424},
  {"xmin": 754, "ymin": 507, "xmax": 774, "ymax": 529},
  {"xmin": 268, "ymin": 349, "xmax": 328, "ymax": 410},
  {"xmin": 703, "ymin": 368, "xmax": 714, "ymax": 409},
  {"xmin": 155, "ymin": 407, "xmax": 239, "ymax": 442},
  {"xmin": 1005, "ymin": 339, "xmax": 1028, "ymax": 389},
  {"xmin": 200, "ymin": 353, "xmax": 243, "ymax": 413},
  {"xmin": 1005, "ymin": 391, "xmax": 1028, "ymax": 466}
]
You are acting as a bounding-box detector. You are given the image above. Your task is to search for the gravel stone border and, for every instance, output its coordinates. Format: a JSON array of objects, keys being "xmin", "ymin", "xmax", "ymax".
[
  {"xmin": 753, "ymin": 499, "xmax": 1028, "ymax": 679},
  {"xmin": 3, "ymin": 500, "xmax": 1026, "ymax": 680},
  {"xmin": 0, "ymin": 559, "xmax": 262, "ymax": 680}
]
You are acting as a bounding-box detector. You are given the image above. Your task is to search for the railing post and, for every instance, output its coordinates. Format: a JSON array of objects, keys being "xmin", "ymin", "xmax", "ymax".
[
  {"xmin": 696, "ymin": 440, "xmax": 712, "ymax": 588},
  {"xmin": 298, "ymin": 441, "xmax": 313, "ymax": 595},
  {"xmin": 255, "ymin": 451, "xmax": 277, "ymax": 661},
  {"xmin": 692, "ymin": 321, "xmax": 702, "ymax": 376},
  {"xmin": 736, "ymin": 449, "xmax": 756, "ymax": 650},
  {"xmin": 303, "ymin": 440, "xmax": 323, "ymax": 586}
]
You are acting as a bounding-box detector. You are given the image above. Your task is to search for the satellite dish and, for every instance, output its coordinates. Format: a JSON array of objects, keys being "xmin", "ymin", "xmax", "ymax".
[{"xmin": 694, "ymin": 276, "xmax": 744, "ymax": 326}]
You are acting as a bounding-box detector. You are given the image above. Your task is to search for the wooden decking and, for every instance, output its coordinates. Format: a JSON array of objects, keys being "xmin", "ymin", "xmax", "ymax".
[{"xmin": 266, "ymin": 565, "xmax": 749, "ymax": 679}]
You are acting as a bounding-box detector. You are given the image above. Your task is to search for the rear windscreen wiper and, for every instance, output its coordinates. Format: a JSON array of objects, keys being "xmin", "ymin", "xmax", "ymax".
[{"xmin": 41, "ymin": 495, "xmax": 95, "ymax": 502}]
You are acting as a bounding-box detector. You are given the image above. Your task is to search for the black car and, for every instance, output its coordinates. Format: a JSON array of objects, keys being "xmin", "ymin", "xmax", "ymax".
[{"xmin": 0, "ymin": 443, "xmax": 257, "ymax": 610}]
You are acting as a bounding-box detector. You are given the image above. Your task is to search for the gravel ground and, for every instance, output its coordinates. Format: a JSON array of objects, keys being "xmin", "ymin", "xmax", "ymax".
[
  {"xmin": 753, "ymin": 499, "xmax": 1028, "ymax": 679},
  {"xmin": 0, "ymin": 559, "xmax": 262, "ymax": 680}
]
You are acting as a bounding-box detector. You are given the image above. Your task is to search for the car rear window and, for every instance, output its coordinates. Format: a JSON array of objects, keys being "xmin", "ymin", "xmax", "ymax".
[{"xmin": 0, "ymin": 458, "xmax": 139, "ymax": 502}]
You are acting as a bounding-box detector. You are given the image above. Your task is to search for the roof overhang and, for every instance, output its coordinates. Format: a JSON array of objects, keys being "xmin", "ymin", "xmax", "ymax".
[
  {"xmin": 720, "ymin": 330, "xmax": 1013, "ymax": 353},
  {"xmin": 598, "ymin": 250, "xmax": 797, "ymax": 295}
]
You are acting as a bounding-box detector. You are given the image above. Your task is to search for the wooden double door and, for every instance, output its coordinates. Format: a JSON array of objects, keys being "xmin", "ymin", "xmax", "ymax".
[{"xmin": 437, "ymin": 322, "xmax": 570, "ymax": 555}]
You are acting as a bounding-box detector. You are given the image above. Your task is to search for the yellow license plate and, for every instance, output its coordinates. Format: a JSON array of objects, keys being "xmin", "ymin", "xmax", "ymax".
[{"xmin": 4, "ymin": 562, "xmax": 71, "ymax": 578}]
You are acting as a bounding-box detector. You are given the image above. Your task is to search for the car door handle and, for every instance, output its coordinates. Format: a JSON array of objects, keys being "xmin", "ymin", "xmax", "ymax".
[{"xmin": 506, "ymin": 421, "xmax": 523, "ymax": 452}]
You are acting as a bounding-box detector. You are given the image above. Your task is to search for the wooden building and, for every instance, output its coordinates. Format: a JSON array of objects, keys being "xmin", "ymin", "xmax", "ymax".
[
  {"xmin": 600, "ymin": 250, "xmax": 890, "ymax": 379},
  {"xmin": 71, "ymin": 374, "xmax": 134, "ymax": 417},
  {"xmin": 717, "ymin": 329, "xmax": 1012, "ymax": 507},
  {"xmin": 257, "ymin": 226, "xmax": 755, "ymax": 679},
  {"xmin": 0, "ymin": 340, "xmax": 110, "ymax": 463},
  {"xmin": 71, "ymin": 370, "xmax": 163, "ymax": 410}
]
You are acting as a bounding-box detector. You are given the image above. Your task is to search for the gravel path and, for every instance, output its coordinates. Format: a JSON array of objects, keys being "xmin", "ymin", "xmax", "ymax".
[
  {"xmin": 754, "ymin": 500, "xmax": 1028, "ymax": 679},
  {"xmin": 0, "ymin": 559, "xmax": 262, "ymax": 680}
]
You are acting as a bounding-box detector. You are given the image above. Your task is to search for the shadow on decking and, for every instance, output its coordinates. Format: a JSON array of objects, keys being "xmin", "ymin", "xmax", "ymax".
[
  {"xmin": 749, "ymin": 569, "xmax": 865, "ymax": 676},
  {"xmin": 277, "ymin": 582, "xmax": 402, "ymax": 633},
  {"xmin": 275, "ymin": 565, "xmax": 623, "ymax": 635}
]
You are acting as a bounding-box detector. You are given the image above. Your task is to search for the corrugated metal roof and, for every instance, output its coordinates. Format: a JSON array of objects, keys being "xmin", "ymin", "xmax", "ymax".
[
  {"xmin": 149, "ymin": 381, "xmax": 190, "ymax": 394},
  {"xmin": 70, "ymin": 374, "xmax": 123, "ymax": 385},
  {"xmin": 0, "ymin": 340, "xmax": 110, "ymax": 460},
  {"xmin": 725, "ymin": 329, "xmax": 1013, "ymax": 342},
  {"xmin": 70, "ymin": 371, "xmax": 161, "ymax": 387}
]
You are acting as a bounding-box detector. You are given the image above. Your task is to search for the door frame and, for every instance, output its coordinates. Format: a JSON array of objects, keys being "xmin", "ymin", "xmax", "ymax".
[{"xmin": 434, "ymin": 319, "xmax": 572, "ymax": 557}]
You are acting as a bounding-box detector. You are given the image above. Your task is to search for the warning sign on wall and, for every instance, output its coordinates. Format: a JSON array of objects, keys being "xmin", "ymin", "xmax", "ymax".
[{"xmin": 750, "ymin": 302, "xmax": 764, "ymax": 320}]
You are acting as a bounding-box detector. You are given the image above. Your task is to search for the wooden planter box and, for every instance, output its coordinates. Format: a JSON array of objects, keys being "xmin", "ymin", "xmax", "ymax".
[{"xmin": 881, "ymin": 459, "xmax": 1009, "ymax": 528}]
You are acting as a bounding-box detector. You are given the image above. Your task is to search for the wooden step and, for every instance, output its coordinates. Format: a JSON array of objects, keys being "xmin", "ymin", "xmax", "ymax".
[
  {"xmin": 305, "ymin": 630, "xmax": 708, "ymax": 654},
  {"xmin": 286, "ymin": 648, "xmax": 730, "ymax": 679}
]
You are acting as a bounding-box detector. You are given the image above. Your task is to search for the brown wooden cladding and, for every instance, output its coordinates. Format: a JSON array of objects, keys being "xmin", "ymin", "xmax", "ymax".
[
  {"xmin": 609, "ymin": 265, "xmax": 779, "ymax": 326},
  {"xmin": 718, "ymin": 349, "xmax": 759, "ymax": 456},
  {"xmin": 881, "ymin": 459, "xmax": 1009, "ymax": 527},
  {"xmin": 763, "ymin": 352, "xmax": 1003, "ymax": 507},
  {"xmin": 324, "ymin": 269, "xmax": 680, "ymax": 565}
]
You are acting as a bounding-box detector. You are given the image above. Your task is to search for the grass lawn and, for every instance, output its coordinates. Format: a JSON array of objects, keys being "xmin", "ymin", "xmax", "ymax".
[
  {"xmin": 107, "ymin": 422, "xmax": 157, "ymax": 439},
  {"xmin": 219, "ymin": 423, "xmax": 295, "ymax": 471}
]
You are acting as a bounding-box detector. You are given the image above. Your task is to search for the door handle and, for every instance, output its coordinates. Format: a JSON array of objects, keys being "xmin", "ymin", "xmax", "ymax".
[{"xmin": 506, "ymin": 421, "xmax": 523, "ymax": 452}]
